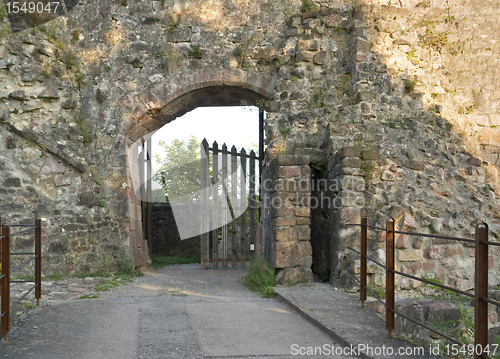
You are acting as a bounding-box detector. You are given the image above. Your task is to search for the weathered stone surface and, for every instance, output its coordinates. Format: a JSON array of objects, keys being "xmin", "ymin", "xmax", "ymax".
[
  {"xmin": 3, "ymin": 177, "xmax": 21, "ymax": 187},
  {"xmin": 9, "ymin": 90, "xmax": 28, "ymax": 101},
  {"xmin": 272, "ymin": 242, "xmax": 302, "ymax": 268},
  {"xmin": 42, "ymin": 158, "xmax": 65, "ymax": 173},
  {"xmin": 23, "ymin": 99, "xmax": 43, "ymax": 112},
  {"xmin": 39, "ymin": 87, "xmax": 60, "ymax": 99},
  {"xmin": 398, "ymin": 249, "xmax": 423, "ymax": 262}
]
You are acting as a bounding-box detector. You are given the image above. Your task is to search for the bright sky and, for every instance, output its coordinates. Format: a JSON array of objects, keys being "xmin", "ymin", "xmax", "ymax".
[{"xmin": 150, "ymin": 106, "xmax": 260, "ymax": 174}]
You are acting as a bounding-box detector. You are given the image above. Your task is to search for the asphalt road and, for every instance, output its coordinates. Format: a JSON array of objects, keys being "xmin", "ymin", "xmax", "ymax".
[{"xmin": 0, "ymin": 264, "xmax": 356, "ymax": 359}]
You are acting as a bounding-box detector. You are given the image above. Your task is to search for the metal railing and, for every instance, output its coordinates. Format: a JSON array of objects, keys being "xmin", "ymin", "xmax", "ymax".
[
  {"xmin": 0, "ymin": 218, "xmax": 42, "ymax": 340},
  {"xmin": 347, "ymin": 217, "xmax": 496, "ymax": 359}
]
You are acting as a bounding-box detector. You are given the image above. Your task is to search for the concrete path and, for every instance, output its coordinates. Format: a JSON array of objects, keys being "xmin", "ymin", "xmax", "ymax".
[
  {"xmin": 0, "ymin": 265, "xmax": 355, "ymax": 359},
  {"xmin": 275, "ymin": 283, "xmax": 443, "ymax": 359}
]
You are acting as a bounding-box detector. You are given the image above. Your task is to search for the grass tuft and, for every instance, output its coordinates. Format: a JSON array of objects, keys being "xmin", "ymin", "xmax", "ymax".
[{"xmin": 243, "ymin": 254, "xmax": 275, "ymax": 298}]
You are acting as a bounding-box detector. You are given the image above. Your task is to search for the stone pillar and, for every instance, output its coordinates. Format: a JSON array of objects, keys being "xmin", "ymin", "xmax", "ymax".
[
  {"xmin": 265, "ymin": 154, "xmax": 313, "ymax": 284},
  {"xmin": 328, "ymin": 146, "xmax": 365, "ymax": 285}
]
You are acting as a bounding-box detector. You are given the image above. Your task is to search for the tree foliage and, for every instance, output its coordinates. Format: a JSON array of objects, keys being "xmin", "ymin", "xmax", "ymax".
[{"xmin": 153, "ymin": 136, "xmax": 201, "ymax": 203}]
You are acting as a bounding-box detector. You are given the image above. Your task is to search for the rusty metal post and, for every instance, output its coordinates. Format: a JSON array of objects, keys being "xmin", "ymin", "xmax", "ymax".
[
  {"xmin": 386, "ymin": 219, "xmax": 395, "ymax": 340},
  {"xmin": 360, "ymin": 217, "xmax": 367, "ymax": 309},
  {"xmin": 475, "ymin": 223, "xmax": 488, "ymax": 359},
  {"xmin": 35, "ymin": 219, "xmax": 42, "ymax": 306},
  {"xmin": 1, "ymin": 225, "xmax": 10, "ymax": 340}
]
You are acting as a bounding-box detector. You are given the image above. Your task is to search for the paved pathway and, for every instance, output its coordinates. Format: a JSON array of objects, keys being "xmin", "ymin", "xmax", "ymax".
[{"xmin": 0, "ymin": 264, "xmax": 355, "ymax": 359}]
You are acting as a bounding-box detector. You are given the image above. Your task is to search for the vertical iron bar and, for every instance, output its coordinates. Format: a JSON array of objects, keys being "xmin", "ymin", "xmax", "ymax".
[
  {"xmin": 212, "ymin": 142, "xmax": 219, "ymax": 268},
  {"xmin": 200, "ymin": 139, "xmax": 210, "ymax": 268},
  {"xmin": 475, "ymin": 223, "xmax": 488, "ymax": 359},
  {"xmin": 360, "ymin": 217, "xmax": 367, "ymax": 309},
  {"xmin": 240, "ymin": 148, "xmax": 247, "ymax": 267},
  {"xmin": 35, "ymin": 219, "xmax": 41, "ymax": 306},
  {"xmin": 147, "ymin": 139, "xmax": 153, "ymax": 259},
  {"xmin": 221, "ymin": 144, "xmax": 228, "ymax": 267},
  {"xmin": 1, "ymin": 225, "xmax": 10, "ymax": 340},
  {"xmin": 231, "ymin": 146, "xmax": 238, "ymax": 267},
  {"xmin": 249, "ymin": 150, "xmax": 256, "ymax": 259},
  {"xmin": 386, "ymin": 219, "xmax": 395, "ymax": 340}
]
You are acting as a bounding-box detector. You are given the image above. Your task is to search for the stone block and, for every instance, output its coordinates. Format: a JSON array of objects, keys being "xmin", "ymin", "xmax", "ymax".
[
  {"xmin": 272, "ymin": 205, "xmax": 294, "ymax": 218},
  {"xmin": 479, "ymin": 128, "xmax": 500, "ymax": 145},
  {"xmin": 336, "ymin": 176, "xmax": 365, "ymax": 191},
  {"xmin": 39, "ymin": 87, "xmax": 60, "ymax": 99},
  {"xmin": 272, "ymin": 242, "xmax": 302, "ymax": 268},
  {"xmin": 3, "ymin": 177, "xmax": 21, "ymax": 187},
  {"xmin": 313, "ymin": 51, "xmax": 328, "ymax": 65},
  {"xmin": 275, "ymin": 267, "xmax": 313, "ymax": 284},
  {"xmin": 54, "ymin": 174, "xmax": 72, "ymax": 187},
  {"xmin": 297, "ymin": 225, "xmax": 311, "ymax": 240},
  {"xmin": 342, "ymin": 157, "xmax": 362, "ymax": 168},
  {"xmin": 278, "ymin": 166, "xmax": 300, "ymax": 178},
  {"xmin": 274, "ymin": 227, "xmax": 296, "ymax": 242},
  {"xmin": 335, "ymin": 146, "xmax": 361, "ymax": 162},
  {"xmin": 297, "ymin": 39, "xmax": 319, "ymax": 51},
  {"xmin": 274, "ymin": 217, "xmax": 295, "ymax": 227},
  {"xmin": 355, "ymin": 37, "xmax": 371, "ymax": 53},
  {"xmin": 9, "ymin": 90, "xmax": 28, "ymax": 101},
  {"xmin": 396, "ymin": 234, "xmax": 409, "ymax": 249},
  {"xmin": 337, "ymin": 208, "xmax": 361, "ymax": 228},
  {"xmin": 275, "ymin": 178, "xmax": 297, "ymax": 192},
  {"xmin": 296, "ymin": 51, "xmax": 314, "ymax": 62},
  {"xmin": 294, "ymin": 148, "xmax": 326, "ymax": 163},
  {"xmin": 398, "ymin": 249, "xmax": 423, "ymax": 262},
  {"xmin": 423, "ymin": 261, "xmax": 435, "ymax": 270},
  {"xmin": 23, "ymin": 99, "xmax": 43, "ymax": 112},
  {"xmin": 295, "ymin": 207, "xmax": 310, "ymax": 217},
  {"xmin": 42, "ymin": 157, "xmax": 66, "ymax": 173},
  {"xmin": 277, "ymin": 155, "xmax": 310, "ymax": 166}
]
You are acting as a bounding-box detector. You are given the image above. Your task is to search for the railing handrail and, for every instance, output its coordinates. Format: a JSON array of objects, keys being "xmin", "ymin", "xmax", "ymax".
[
  {"xmin": 347, "ymin": 217, "xmax": 492, "ymax": 359},
  {"xmin": 1, "ymin": 218, "xmax": 42, "ymax": 340}
]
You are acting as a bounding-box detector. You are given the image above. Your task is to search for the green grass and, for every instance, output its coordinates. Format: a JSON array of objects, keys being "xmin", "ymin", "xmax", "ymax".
[
  {"xmin": 151, "ymin": 255, "xmax": 200, "ymax": 269},
  {"xmin": 78, "ymin": 294, "xmax": 99, "ymax": 300},
  {"xmin": 243, "ymin": 255, "xmax": 275, "ymax": 298},
  {"xmin": 404, "ymin": 78, "xmax": 418, "ymax": 93},
  {"xmin": 300, "ymin": 0, "xmax": 317, "ymax": 13},
  {"xmin": 94, "ymin": 278, "xmax": 120, "ymax": 292},
  {"xmin": 188, "ymin": 45, "xmax": 202, "ymax": 59},
  {"xmin": 24, "ymin": 302, "xmax": 37, "ymax": 309}
]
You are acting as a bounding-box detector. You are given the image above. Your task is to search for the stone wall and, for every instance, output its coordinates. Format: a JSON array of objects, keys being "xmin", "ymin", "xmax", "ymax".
[
  {"xmin": 151, "ymin": 203, "xmax": 199, "ymax": 258},
  {"xmin": 263, "ymin": 153, "xmax": 313, "ymax": 284},
  {"xmin": 0, "ymin": 0, "xmax": 499, "ymax": 288}
]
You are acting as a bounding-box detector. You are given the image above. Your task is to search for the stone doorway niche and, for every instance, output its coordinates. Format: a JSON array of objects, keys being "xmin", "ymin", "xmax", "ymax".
[{"xmin": 310, "ymin": 166, "xmax": 331, "ymax": 282}]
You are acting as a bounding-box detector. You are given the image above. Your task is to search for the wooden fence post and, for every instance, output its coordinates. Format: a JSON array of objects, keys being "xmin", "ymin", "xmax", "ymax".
[
  {"xmin": 35, "ymin": 219, "xmax": 42, "ymax": 306},
  {"xmin": 240, "ymin": 148, "xmax": 247, "ymax": 267},
  {"xmin": 231, "ymin": 146, "xmax": 238, "ymax": 267},
  {"xmin": 211, "ymin": 142, "xmax": 219, "ymax": 268},
  {"xmin": 386, "ymin": 219, "xmax": 395, "ymax": 340},
  {"xmin": 360, "ymin": 217, "xmax": 367, "ymax": 309},
  {"xmin": 221, "ymin": 144, "xmax": 228, "ymax": 267},
  {"xmin": 249, "ymin": 150, "xmax": 256, "ymax": 258},
  {"xmin": 475, "ymin": 223, "xmax": 488, "ymax": 359},
  {"xmin": 1, "ymin": 225, "xmax": 10, "ymax": 340},
  {"xmin": 200, "ymin": 139, "xmax": 210, "ymax": 268}
]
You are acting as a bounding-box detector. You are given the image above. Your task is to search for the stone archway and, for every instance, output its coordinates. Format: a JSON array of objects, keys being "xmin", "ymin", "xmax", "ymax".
[{"xmin": 123, "ymin": 69, "xmax": 275, "ymax": 267}]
